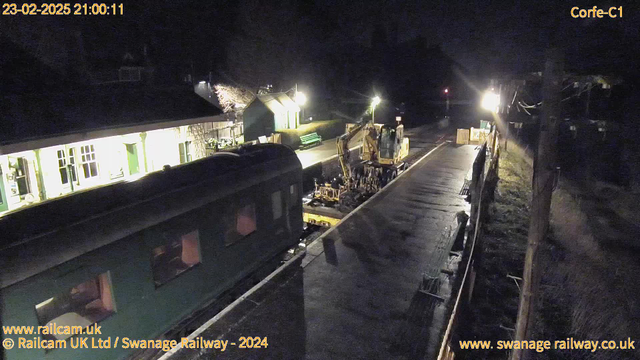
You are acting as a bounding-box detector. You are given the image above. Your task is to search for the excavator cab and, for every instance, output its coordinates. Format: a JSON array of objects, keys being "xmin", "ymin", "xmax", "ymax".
[
  {"xmin": 378, "ymin": 124, "xmax": 409, "ymax": 165},
  {"xmin": 311, "ymin": 119, "xmax": 408, "ymax": 206}
]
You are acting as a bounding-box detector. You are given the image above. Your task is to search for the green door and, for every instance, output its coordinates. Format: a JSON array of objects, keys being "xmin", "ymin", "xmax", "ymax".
[
  {"xmin": 126, "ymin": 144, "xmax": 139, "ymax": 175},
  {"xmin": 0, "ymin": 166, "xmax": 9, "ymax": 212}
]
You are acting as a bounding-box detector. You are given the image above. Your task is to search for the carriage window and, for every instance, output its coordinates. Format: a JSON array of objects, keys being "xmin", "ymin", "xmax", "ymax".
[
  {"xmin": 225, "ymin": 203, "xmax": 257, "ymax": 246},
  {"xmin": 35, "ymin": 272, "xmax": 115, "ymax": 341},
  {"xmin": 151, "ymin": 230, "xmax": 201, "ymax": 287},
  {"xmin": 271, "ymin": 191, "xmax": 282, "ymax": 220},
  {"xmin": 289, "ymin": 184, "xmax": 298, "ymax": 209}
]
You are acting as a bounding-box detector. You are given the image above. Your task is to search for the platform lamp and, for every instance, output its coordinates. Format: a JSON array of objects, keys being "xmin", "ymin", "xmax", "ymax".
[
  {"xmin": 294, "ymin": 90, "xmax": 307, "ymax": 126},
  {"xmin": 371, "ymin": 96, "xmax": 381, "ymax": 123}
]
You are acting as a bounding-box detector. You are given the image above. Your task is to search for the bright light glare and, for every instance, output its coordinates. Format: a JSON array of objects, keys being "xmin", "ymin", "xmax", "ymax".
[
  {"xmin": 372, "ymin": 96, "xmax": 381, "ymax": 107},
  {"xmin": 444, "ymin": 88, "xmax": 449, "ymax": 94},
  {"xmin": 481, "ymin": 92, "xmax": 500, "ymax": 112},
  {"xmin": 294, "ymin": 91, "xmax": 307, "ymax": 106}
]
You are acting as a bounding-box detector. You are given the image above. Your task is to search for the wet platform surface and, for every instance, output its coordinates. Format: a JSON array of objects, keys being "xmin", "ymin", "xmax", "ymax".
[{"xmin": 167, "ymin": 144, "xmax": 478, "ymax": 360}]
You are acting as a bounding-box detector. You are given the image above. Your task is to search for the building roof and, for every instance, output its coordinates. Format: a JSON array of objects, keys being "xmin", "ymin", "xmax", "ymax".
[
  {"xmin": 1, "ymin": 36, "xmax": 222, "ymax": 150},
  {"xmin": 194, "ymin": 82, "xmax": 224, "ymax": 109},
  {"xmin": 249, "ymin": 92, "xmax": 300, "ymax": 114},
  {"xmin": 0, "ymin": 36, "xmax": 73, "ymax": 94},
  {"xmin": 0, "ymin": 82, "xmax": 223, "ymax": 148},
  {"xmin": 275, "ymin": 93, "xmax": 300, "ymax": 112}
]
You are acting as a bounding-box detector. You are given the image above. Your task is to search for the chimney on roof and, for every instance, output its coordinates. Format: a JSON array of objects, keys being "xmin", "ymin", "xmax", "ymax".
[
  {"xmin": 66, "ymin": 31, "xmax": 92, "ymax": 84},
  {"xmin": 142, "ymin": 43, "xmax": 156, "ymax": 84}
]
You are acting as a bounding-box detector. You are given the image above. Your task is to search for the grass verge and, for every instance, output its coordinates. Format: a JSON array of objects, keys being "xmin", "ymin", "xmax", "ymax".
[
  {"xmin": 459, "ymin": 144, "xmax": 532, "ymax": 359},
  {"xmin": 459, "ymin": 142, "xmax": 639, "ymax": 360},
  {"xmin": 536, "ymin": 180, "xmax": 640, "ymax": 360}
]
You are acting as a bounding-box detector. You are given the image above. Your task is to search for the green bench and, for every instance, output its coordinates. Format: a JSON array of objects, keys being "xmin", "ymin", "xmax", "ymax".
[{"xmin": 300, "ymin": 132, "xmax": 322, "ymax": 149}]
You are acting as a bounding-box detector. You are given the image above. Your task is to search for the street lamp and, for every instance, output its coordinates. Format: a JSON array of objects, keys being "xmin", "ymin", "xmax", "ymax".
[
  {"xmin": 444, "ymin": 88, "xmax": 450, "ymax": 114},
  {"xmin": 294, "ymin": 91, "xmax": 307, "ymax": 106},
  {"xmin": 295, "ymin": 91, "xmax": 306, "ymax": 125},
  {"xmin": 371, "ymin": 96, "xmax": 381, "ymax": 123},
  {"xmin": 481, "ymin": 90, "xmax": 500, "ymax": 113}
]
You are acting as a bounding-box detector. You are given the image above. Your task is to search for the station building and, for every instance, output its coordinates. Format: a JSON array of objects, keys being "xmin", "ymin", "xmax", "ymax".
[
  {"xmin": 243, "ymin": 92, "xmax": 301, "ymax": 142},
  {"xmin": 0, "ymin": 84, "xmax": 228, "ymax": 216}
]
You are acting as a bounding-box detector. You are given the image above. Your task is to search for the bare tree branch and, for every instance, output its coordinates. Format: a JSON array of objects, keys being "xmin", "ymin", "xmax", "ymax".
[{"xmin": 214, "ymin": 83, "xmax": 254, "ymax": 113}]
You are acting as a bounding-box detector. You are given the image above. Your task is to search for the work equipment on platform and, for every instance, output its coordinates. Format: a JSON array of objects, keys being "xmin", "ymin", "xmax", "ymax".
[
  {"xmin": 302, "ymin": 205, "xmax": 345, "ymax": 227},
  {"xmin": 456, "ymin": 129, "xmax": 470, "ymax": 144},
  {"xmin": 334, "ymin": 120, "xmax": 409, "ymax": 200},
  {"xmin": 457, "ymin": 120, "xmax": 493, "ymax": 145},
  {"xmin": 299, "ymin": 132, "xmax": 322, "ymax": 148},
  {"xmin": 303, "ymin": 118, "xmax": 410, "ymax": 227}
]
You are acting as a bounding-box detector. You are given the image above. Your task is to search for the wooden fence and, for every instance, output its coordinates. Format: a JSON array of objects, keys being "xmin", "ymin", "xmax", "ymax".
[{"xmin": 437, "ymin": 128, "xmax": 501, "ymax": 360}]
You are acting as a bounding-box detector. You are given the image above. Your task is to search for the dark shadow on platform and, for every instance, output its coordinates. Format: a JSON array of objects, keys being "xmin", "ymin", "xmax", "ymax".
[{"xmin": 170, "ymin": 258, "xmax": 307, "ymax": 360}]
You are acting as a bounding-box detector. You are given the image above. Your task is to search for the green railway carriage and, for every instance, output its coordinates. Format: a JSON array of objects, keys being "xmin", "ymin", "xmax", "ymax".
[{"xmin": 0, "ymin": 144, "xmax": 303, "ymax": 360}]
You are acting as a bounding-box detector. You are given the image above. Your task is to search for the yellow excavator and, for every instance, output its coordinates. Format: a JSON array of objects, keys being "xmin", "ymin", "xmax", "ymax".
[
  {"xmin": 312, "ymin": 118, "xmax": 410, "ymax": 205},
  {"xmin": 312, "ymin": 120, "xmax": 369, "ymax": 204},
  {"xmin": 303, "ymin": 118, "xmax": 409, "ymax": 227}
]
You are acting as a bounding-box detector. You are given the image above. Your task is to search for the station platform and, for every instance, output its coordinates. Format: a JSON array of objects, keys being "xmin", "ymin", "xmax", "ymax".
[
  {"xmin": 295, "ymin": 130, "xmax": 363, "ymax": 169},
  {"xmin": 163, "ymin": 143, "xmax": 478, "ymax": 360}
]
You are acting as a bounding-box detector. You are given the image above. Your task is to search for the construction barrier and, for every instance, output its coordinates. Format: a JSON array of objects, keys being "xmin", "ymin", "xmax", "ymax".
[{"xmin": 456, "ymin": 129, "xmax": 470, "ymax": 145}]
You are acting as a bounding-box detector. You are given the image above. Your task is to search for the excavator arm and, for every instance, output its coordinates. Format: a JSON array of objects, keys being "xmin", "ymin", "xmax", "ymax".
[
  {"xmin": 336, "ymin": 122, "xmax": 365, "ymax": 188},
  {"xmin": 312, "ymin": 120, "xmax": 379, "ymax": 205}
]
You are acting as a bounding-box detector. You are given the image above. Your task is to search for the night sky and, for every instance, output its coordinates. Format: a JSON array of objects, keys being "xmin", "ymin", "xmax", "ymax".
[
  {"xmin": 126, "ymin": 0, "xmax": 639, "ymax": 74},
  {"xmin": 2, "ymin": 0, "xmax": 639, "ymax": 90}
]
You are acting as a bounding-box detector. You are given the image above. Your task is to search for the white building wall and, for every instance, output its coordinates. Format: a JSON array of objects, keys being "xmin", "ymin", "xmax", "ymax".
[
  {"xmin": 0, "ymin": 120, "xmax": 232, "ymax": 217},
  {"xmin": 145, "ymin": 128, "xmax": 181, "ymax": 172}
]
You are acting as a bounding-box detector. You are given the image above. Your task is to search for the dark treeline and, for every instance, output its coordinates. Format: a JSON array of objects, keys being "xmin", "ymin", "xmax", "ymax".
[
  {"xmin": 2, "ymin": 0, "xmax": 638, "ymax": 129},
  {"xmin": 0, "ymin": 0, "xmax": 479, "ymax": 127}
]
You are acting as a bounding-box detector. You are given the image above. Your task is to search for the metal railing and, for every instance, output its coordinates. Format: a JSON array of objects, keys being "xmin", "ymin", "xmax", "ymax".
[{"xmin": 438, "ymin": 129, "xmax": 501, "ymax": 360}]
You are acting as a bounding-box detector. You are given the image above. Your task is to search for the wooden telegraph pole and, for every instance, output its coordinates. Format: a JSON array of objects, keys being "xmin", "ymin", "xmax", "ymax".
[{"xmin": 511, "ymin": 48, "xmax": 563, "ymax": 360}]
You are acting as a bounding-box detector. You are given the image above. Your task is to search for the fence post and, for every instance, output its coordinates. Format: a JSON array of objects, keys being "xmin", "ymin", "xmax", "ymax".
[
  {"xmin": 505, "ymin": 125, "xmax": 509, "ymax": 151},
  {"xmin": 481, "ymin": 147, "xmax": 501, "ymax": 221},
  {"xmin": 512, "ymin": 48, "xmax": 563, "ymax": 360},
  {"xmin": 469, "ymin": 144, "xmax": 486, "ymax": 232}
]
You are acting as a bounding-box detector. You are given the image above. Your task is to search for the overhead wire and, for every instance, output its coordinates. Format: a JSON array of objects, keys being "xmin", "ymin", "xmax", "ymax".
[
  {"xmin": 560, "ymin": 83, "xmax": 594, "ymax": 103},
  {"xmin": 518, "ymin": 81, "xmax": 594, "ymax": 110}
]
